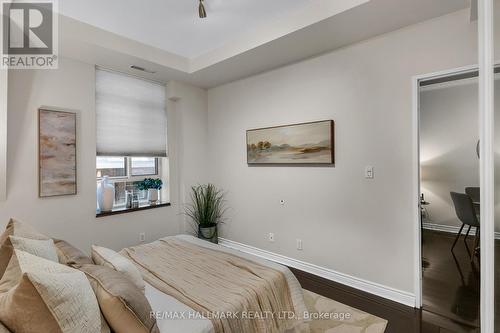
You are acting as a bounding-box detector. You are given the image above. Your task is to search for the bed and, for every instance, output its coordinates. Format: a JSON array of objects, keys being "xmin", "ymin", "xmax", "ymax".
[
  {"xmin": 122, "ymin": 235, "xmax": 309, "ymax": 333},
  {"xmin": 0, "ymin": 219, "xmax": 309, "ymax": 333}
]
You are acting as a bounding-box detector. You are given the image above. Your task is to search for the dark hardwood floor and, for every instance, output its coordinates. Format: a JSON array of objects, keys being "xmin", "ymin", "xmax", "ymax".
[
  {"xmin": 422, "ymin": 229, "xmax": 500, "ymax": 332},
  {"xmin": 291, "ymin": 229, "xmax": 500, "ymax": 333},
  {"xmin": 421, "ymin": 229, "xmax": 480, "ymax": 332}
]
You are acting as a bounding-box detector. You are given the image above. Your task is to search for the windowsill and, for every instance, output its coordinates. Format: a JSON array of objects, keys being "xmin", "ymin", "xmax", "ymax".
[{"xmin": 96, "ymin": 201, "xmax": 170, "ymax": 218}]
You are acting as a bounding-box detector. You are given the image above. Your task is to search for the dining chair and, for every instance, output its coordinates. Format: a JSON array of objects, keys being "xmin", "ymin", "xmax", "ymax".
[
  {"xmin": 465, "ymin": 187, "xmax": 480, "ymax": 204},
  {"xmin": 464, "ymin": 186, "xmax": 480, "ymax": 242},
  {"xmin": 450, "ymin": 192, "xmax": 480, "ymax": 262}
]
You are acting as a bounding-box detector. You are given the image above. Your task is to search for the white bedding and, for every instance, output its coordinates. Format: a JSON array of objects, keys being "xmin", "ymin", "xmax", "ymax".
[
  {"xmin": 145, "ymin": 282, "xmax": 214, "ymax": 333},
  {"xmin": 143, "ymin": 235, "xmax": 308, "ymax": 333}
]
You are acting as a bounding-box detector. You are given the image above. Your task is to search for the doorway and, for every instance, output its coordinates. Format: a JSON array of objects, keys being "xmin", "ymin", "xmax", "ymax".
[
  {"xmin": 419, "ymin": 71, "xmax": 481, "ymax": 331},
  {"xmin": 414, "ymin": 65, "xmax": 500, "ymax": 332},
  {"xmin": 417, "ymin": 69, "xmax": 481, "ymax": 332}
]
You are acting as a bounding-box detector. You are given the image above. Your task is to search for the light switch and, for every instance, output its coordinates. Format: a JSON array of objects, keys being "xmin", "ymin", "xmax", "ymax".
[{"xmin": 365, "ymin": 166, "xmax": 374, "ymax": 179}]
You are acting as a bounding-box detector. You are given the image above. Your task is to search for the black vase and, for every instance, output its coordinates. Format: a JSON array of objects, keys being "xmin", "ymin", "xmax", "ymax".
[{"xmin": 198, "ymin": 225, "xmax": 218, "ymax": 244}]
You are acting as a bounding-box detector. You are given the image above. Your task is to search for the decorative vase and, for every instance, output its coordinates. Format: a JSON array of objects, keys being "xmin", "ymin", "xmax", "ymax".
[
  {"xmin": 198, "ymin": 224, "xmax": 218, "ymax": 244},
  {"xmin": 148, "ymin": 189, "xmax": 159, "ymax": 204},
  {"xmin": 97, "ymin": 176, "xmax": 115, "ymax": 212}
]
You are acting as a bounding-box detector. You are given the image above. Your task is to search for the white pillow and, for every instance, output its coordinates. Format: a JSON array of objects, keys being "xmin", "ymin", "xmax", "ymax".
[
  {"xmin": 8, "ymin": 236, "xmax": 59, "ymax": 262},
  {"xmin": 91, "ymin": 245, "xmax": 145, "ymax": 293}
]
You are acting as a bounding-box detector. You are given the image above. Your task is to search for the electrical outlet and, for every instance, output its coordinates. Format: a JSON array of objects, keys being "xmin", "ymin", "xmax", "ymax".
[
  {"xmin": 139, "ymin": 233, "xmax": 146, "ymax": 242},
  {"xmin": 268, "ymin": 233, "xmax": 275, "ymax": 242},
  {"xmin": 296, "ymin": 239, "xmax": 303, "ymax": 250}
]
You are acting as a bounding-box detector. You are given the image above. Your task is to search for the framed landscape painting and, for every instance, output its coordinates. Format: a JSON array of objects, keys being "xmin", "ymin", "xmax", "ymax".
[
  {"xmin": 38, "ymin": 109, "xmax": 77, "ymax": 197},
  {"xmin": 246, "ymin": 120, "xmax": 335, "ymax": 165}
]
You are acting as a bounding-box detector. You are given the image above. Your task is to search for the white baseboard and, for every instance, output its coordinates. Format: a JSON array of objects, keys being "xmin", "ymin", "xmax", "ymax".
[
  {"xmin": 423, "ymin": 222, "xmax": 500, "ymax": 239},
  {"xmin": 219, "ymin": 238, "xmax": 416, "ymax": 308}
]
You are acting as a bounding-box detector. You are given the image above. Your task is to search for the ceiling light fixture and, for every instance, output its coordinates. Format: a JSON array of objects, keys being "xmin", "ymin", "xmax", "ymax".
[{"xmin": 199, "ymin": 0, "xmax": 207, "ymax": 18}]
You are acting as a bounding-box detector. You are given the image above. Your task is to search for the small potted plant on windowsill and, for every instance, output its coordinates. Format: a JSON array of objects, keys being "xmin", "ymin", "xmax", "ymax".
[
  {"xmin": 137, "ymin": 178, "xmax": 163, "ymax": 204},
  {"xmin": 184, "ymin": 184, "xmax": 227, "ymax": 244}
]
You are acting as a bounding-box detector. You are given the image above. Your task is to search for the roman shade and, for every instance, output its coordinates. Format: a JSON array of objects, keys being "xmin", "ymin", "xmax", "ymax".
[{"xmin": 96, "ymin": 69, "xmax": 167, "ymax": 157}]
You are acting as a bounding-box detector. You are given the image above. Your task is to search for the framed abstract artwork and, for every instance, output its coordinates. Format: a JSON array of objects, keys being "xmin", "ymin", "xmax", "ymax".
[
  {"xmin": 246, "ymin": 120, "xmax": 335, "ymax": 165},
  {"xmin": 38, "ymin": 109, "xmax": 77, "ymax": 197}
]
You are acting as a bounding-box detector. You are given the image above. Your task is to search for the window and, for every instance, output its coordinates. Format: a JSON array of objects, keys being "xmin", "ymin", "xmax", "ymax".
[
  {"xmin": 95, "ymin": 68, "xmax": 169, "ymax": 213},
  {"xmin": 96, "ymin": 157, "xmax": 160, "ymax": 180},
  {"xmin": 96, "ymin": 156, "xmax": 159, "ymax": 181},
  {"xmin": 96, "ymin": 157, "xmax": 164, "ymax": 209}
]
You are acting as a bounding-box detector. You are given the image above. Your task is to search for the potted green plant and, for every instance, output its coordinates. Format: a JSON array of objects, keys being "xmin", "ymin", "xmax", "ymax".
[
  {"xmin": 185, "ymin": 184, "xmax": 227, "ymax": 244},
  {"xmin": 137, "ymin": 178, "xmax": 163, "ymax": 204}
]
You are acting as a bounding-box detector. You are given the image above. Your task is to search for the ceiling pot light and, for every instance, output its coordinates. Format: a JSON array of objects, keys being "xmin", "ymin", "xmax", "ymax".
[{"xmin": 199, "ymin": 0, "xmax": 207, "ymax": 18}]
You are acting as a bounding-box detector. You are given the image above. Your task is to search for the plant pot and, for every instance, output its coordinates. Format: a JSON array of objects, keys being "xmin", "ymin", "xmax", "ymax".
[
  {"xmin": 198, "ymin": 225, "xmax": 218, "ymax": 244},
  {"xmin": 148, "ymin": 189, "xmax": 159, "ymax": 204}
]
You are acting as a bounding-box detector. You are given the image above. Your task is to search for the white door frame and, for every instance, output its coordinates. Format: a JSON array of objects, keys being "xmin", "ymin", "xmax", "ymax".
[{"xmin": 478, "ymin": 0, "xmax": 495, "ymax": 331}]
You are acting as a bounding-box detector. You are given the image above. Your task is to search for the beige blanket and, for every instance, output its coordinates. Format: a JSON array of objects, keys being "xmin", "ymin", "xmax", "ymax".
[{"xmin": 122, "ymin": 238, "xmax": 298, "ymax": 333}]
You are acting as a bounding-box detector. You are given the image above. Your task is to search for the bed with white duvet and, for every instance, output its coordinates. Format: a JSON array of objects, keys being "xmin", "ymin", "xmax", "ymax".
[{"xmin": 127, "ymin": 235, "xmax": 308, "ymax": 333}]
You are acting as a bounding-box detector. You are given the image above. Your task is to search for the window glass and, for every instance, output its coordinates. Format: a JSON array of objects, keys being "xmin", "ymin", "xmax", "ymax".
[
  {"xmin": 131, "ymin": 157, "xmax": 157, "ymax": 176},
  {"xmin": 96, "ymin": 157, "xmax": 127, "ymax": 178}
]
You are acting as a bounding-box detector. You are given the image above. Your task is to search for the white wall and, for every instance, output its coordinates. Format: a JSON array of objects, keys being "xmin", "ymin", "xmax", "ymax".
[
  {"xmin": 0, "ymin": 69, "xmax": 6, "ymax": 202},
  {"xmin": 0, "ymin": 57, "xmax": 208, "ymax": 253},
  {"xmin": 420, "ymin": 79, "xmax": 479, "ymax": 229},
  {"xmin": 207, "ymin": 9, "xmax": 482, "ymax": 295},
  {"xmin": 166, "ymin": 81, "xmax": 209, "ymax": 233}
]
